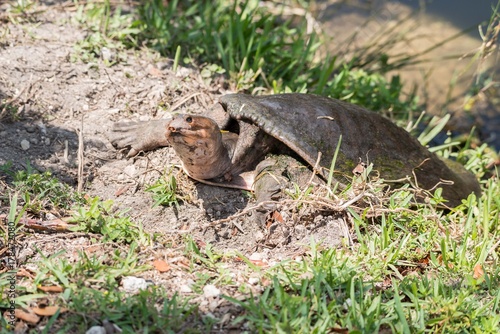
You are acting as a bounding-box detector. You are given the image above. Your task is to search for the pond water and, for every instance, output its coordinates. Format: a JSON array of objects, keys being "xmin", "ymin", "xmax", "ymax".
[
  {"xmin": 317, "ymin": 0, "xmax": 499, "ymax": 151},
  {"xmin": 400, "ymin": 0, "xmax": 494, "ymax": 35}
]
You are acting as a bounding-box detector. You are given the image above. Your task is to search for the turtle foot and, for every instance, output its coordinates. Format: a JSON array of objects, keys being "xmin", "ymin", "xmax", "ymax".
[
  {"xmin": 251, "ymin": 155, "xmax": 301, "ymax": 225},
  {"xmin": 109, "ymin": 119, "xmax": 171, "ymax": 157}
]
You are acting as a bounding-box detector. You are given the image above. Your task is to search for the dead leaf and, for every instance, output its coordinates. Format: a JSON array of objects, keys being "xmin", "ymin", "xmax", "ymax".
[
  {"xmin": 261, "ymin": 277, "xmax": 271, "ymax": 287},
  {"xmin": 14, "ymin": 309, "xmax": 40, "ymax": 324},
  {"xmin": 272, "ymin": 211, "xmax": 284, "ymax": 223},
  {"xmin": 84, "ymin": 245, "xmax": 101, "ymax": 255},
  {"xmin": 352, "ymin": 160, "xmax": 366, "ymax": 175},
  {"xmin": 473, "ymin": 263, "xmax": 484, "ymax": 279},
  {"xmin": 114, "ymin": 185, "xmax": 130, "ymax": 197},
  {"xmin": 38, "ymin": 285, "xmax": 64, "ymax": 293},
  {"xmin": 20, "ymin": 217, "xmax": 70, "ymax": 232},
  {"xmin": 266, "ymin": 210, "xmax": 284, "ymax": 228},
  {"xmin": 16, "ymin": 268, "xmax": 34, "ymax": 278},
  {"xmin": 195, "ymin": 239, "xmax": 206, "ymax": 248},
  {"xmin": 153, "ymin": 259, "xmax": 171, "ymax": 273},
  {"xmin": 417, "ymin": 255, "xmax": 430, "ymax": 266},
  {"xmin": 148, "ymin": 66, "xmax": 163, "ymax": 77},
  {"xmin": 32, "ymin": 306, "xmax": 67, "ymax": 316},
  {"xmin": 249, "ymin": 259, "xmax": 268, "ymax": 267},
  {"xmin": 177, "ymin": 258, "xmax": 190, "ymax": 269}
]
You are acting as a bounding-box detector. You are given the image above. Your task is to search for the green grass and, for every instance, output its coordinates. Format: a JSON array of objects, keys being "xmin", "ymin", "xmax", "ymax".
[
  {"xmin": 0, "ymin": 162, "xmax": 84, "ymax": 214},
  {"xmin": 71, "ymin": 0, "xmax": 141, "ymax": 64},
  {"xmin": 70, "ymin": 196, "xmax": 151, "ymax": 244},
  {"xmin": 64, "ymin": 286, "xmax": 204, "ymax": 333},
  {"xmin": 228, "ymin": 178, "xmax": 500, "ymax": 333},
  {"xmin": 145, "ymin": 168, "xmax": 183, "ymax": 208},
  {"xmin": 135, "ymin": 0, "xmax": 418, "ymax": 114}
]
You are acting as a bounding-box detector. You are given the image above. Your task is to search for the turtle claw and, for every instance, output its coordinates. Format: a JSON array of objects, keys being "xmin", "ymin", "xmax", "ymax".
[{"xmin": 126, "ymin": 147, "xmax": 140, "ymax": 158}]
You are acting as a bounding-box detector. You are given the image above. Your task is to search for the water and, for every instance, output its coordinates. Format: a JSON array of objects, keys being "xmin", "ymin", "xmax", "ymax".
[
  {"xmin": 399, "ymin": 0, "xmax": 495, "ymax": 35},
  {"xmin": 317, "ymin": 0, "xmax": 500, "ymax": 151}
]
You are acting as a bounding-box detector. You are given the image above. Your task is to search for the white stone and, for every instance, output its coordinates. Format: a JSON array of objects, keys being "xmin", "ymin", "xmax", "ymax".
[
  {"xmin": 203, "ymin": 284, "xmax": 220, "ymax": 298},
  {"xmin": 248, "ymin": 277, "xmax": 260, "ymax": 285},
  {"xmin": 179, "ymin": 284, "xmax": 192, "ymax": 293},
  {"xmin": 122, "ymin": 276, "xmax": 149, "ymax": 293},
  {"xmin": 101, "ymin": 47, "xmax": 113, "ymax": 61},
  {"xmin": 123, "ymin": 165, "xmax": 136, "ymax": 177},
  {"xmin": 249, "ymin": 252, "xmax": 264, "ymax": 261},
  {"xmin": 37, "ymin": 122, "xmax": 47, "ymax": 135},
  {"xmin": 20, "ymin": 139, "xmax": 30, "ymax": 150},
  {"xmin": 85, "ymin": 326, "xmax": 106, "ymax": 334}
]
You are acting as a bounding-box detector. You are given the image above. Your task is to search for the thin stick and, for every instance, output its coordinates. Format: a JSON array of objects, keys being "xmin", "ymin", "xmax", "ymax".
[{"xmin": 77, "ymin": 117, "xmax": 84, "ymax": 193}]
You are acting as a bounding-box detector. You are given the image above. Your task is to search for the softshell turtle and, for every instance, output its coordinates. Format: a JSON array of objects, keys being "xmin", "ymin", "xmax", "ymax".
[{"xmin": 111, "ymin": 93, "xmax": 481, "ymax": 207}]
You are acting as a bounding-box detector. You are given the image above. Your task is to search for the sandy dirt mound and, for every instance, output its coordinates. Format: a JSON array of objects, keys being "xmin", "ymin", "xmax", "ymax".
[{"xmin": 0, "ymin": 2, "xmax": 345, "ymax": 259}]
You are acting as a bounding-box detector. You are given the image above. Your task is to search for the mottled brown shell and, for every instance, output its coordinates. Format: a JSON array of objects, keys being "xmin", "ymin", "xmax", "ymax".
[{"xmin": 219, "ymin": 93, "xmax": 480, "ymax": 207}]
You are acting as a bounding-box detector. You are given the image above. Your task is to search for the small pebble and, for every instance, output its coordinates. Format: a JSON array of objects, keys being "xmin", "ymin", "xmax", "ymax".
[
  {"xmin": 209, "ymin": 301, "xmax": 219, "ymax": 312},
  {"xmin": 25, "ymin": 125, "xmax": 36, "ymax": 133},
  {"xmin": 107, "ymin": 108, "xmax": 120, "ymax": 114},
  {"xmin": 249, "ymin": 252, "xmax": 264, "ymax": 261},
  {"xmin": 123, "ymin": 165, "xmax": 136, "ymax": 177},
  {"xmin": 179, "ymin": 284, "xmax": 192, "ymax": 293},
  {"xmin": 203, "ymin": 284, "xmax": 220, "ymax": 298},
  {"xmin": 21, "ymin": 139, "xmax": 30, "ymax": 150},
  {"xmin": 85, "ymin": 326, "xmax": 106, "ymax": 334},
  {"xmin": 176, "ymin": 67, "xmax": 191, "ymax": 78},
  {"xmin": 101, "ymin": 47, "xmax": 113, "ymax": 61},
  {"xmin": 122, "ymin": 276, "xmax": 150, "ymax": 293},
  {"xmin": 248, "ymin": 277, "xmax": 260, "ymax": 285},
  {"xmin": 37, "ymin": 122, "xmax": 47, "ymax": 135}
]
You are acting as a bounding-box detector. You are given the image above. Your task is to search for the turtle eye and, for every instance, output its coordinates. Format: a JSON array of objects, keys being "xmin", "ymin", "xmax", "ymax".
[{"xmin": 185, "ymin": 116, "xmax": 193, "ymax": 123}]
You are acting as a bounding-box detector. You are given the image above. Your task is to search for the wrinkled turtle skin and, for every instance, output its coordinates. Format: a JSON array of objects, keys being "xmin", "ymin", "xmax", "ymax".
[{"xmin": 111, "ymin": 93, "xmax": 481, "ymax": 207}]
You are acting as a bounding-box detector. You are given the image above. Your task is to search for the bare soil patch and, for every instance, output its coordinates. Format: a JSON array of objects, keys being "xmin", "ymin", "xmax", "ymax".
[{"xmin": 0, "ymin": 2, "xmax": 344, "ymax": 263}]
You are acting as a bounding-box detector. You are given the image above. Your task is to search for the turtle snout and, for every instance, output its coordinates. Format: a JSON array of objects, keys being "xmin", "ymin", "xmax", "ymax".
[{"xmin": 167, "ymin": 114, "xmax": 195, "ymax": 133}]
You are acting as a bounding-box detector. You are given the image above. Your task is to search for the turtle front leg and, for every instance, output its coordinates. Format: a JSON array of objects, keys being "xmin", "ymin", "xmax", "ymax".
[
  {"xmin": 251, "ymin": 155, "xmax": 302, "ymax": 225},
  {"xmin": 252, "ymin": 155, "xmax": 321, "ymax": 221},
  {"xmin": 253, "ymin": 158, "xmax": 287, "ymax": 213},
  {"xmin": 109, "ymin": 119, "xmax": 171, "ymax": 157}
]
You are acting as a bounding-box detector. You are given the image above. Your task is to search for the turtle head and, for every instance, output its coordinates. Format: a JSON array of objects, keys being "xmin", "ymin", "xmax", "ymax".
[
  {"xmin": 166, "ymin": 114, "xmax": 221, "ymax": 146},
  {"xmin": 167, "ymin": 114, "xmax": 220, "ymax": 139},
  {"xmin": 166, "ymin": 114, "xmax": 232, "ymax": 180}
]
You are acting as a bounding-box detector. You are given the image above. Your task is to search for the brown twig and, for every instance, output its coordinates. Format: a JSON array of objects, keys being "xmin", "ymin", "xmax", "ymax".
[
  {"xmin": 170, "ymin": 92, "xmax": 203, "ymax": 113},
  {"xmin": 297, "ymin": 152, "xmax": 322, "ymax": 201},
  {"xmin": 77, "ymin": 117, "xmax": 84, "ymax": 193}
]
